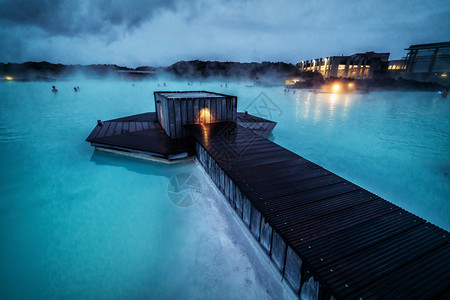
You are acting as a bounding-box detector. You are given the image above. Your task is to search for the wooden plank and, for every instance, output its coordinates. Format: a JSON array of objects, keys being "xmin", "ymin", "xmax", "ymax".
[
  {"xmin": 155, "ymin": 94, "xmax": 161, "ymax": 123},
  {"xmin": 232, "ymin": 96, "xmax": 237, "ymax": 121},
  {"xmin": 221, "ymin": 97, "xmax": 226, "ymax": 122},
  {"xmin": 175, "ymin": 99, "xmax": 182, "ymax": 138},
  {"xmin": 181, "ymin": 99, "xmax": 187, "ymax": 136},
  {"xmin": 129, "ymin": 122, "xmax": 136, "ymax": 132},
  {"xmin": 113, "ymin": 122, "xmax": 123, "ymax": 135},
  {"xmin": 210, "ymin": 98, "xmax": 217, "ymax": 123},
  {"xmin": 199, "ymin": 97, "xmax": 205, "ymax": 123},
  {"xmin": 187, "ymin": 99, "xmax": 193, "ymax": 124},
  {"xmin": 217, "ymin": 98, "xmax": 222, "ymax": 122},
  {"xmin": 229, "ymin": 96, "xmax": 233, "ymax": 121},
  {"xmin": 105, "ymin": 122, "xmax": 117, "ymax": 136},
  {"xmin": 193, "ymin": 98, "xmax": 199, "ymax": 124},
  {"xmin": 96, "ymin": 122, "xmax": 110, "ymax": 138},
  {"xmin": 168, "ymin": 99, "xmax": 176, "ymax": 137},
  {"xmin": 227, "ymin": 97, "xmax": 232, "ymax": 122},
  {"xmin": 122, "ymin": 122, "xmax": 129, "ymax": 133},
  {"xmin": 162, "ymin": 97, "xmax": 168, "ymax": 134},
  {"xmin": 205, "ymin": 98, "xmax": 211, "ymax": 123}
]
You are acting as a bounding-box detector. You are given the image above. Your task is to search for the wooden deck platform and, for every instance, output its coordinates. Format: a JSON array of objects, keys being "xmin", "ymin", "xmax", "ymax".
[
  {"xmin": 86, "ymin": 112, "xmax": 193, "ymax": 160},
  {"xmin": 86, "ymin": 112, "xmax": 276, "ymax": 160},
  {"xmin": 186, "ymin": 122, "xmax": 450, "ymax": 299}
]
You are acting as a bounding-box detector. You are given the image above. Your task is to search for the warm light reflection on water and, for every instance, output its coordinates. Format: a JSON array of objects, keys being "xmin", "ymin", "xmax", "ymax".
[
  {"xmin": 294, "ymin": 92, "xmax": 356, "ymax": 122},
  {"xmin": 328, "ymin": 93, "xmax": 337, "ymax": 118}
]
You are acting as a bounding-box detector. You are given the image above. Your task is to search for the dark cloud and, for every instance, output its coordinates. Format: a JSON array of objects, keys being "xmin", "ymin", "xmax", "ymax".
[
  {"xmin": 0, "ymin": 0, "xmax": 185, "ymax": 35},
  {"xmin": 0, "ymin": 0, "xmax": 449, "ymax": 66}
]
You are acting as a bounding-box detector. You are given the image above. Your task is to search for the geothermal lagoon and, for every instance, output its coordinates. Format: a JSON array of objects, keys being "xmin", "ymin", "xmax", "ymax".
[{"xmin": 1, "ymin": 79, "xmax": 449, "ymax": 299}]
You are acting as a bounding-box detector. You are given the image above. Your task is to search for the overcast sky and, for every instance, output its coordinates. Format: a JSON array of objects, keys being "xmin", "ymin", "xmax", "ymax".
[{"xmin": 0, "ymin": 0, "xmax": 449, "ymax": 67}]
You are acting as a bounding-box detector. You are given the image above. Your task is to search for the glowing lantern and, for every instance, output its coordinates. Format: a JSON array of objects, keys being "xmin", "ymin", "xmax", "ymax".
[{"xmin": 198, "ymin": 108, "xmax": 215, "ymax": 124}]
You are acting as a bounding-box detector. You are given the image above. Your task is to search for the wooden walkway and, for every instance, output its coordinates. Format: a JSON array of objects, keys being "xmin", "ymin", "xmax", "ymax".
[{"xmin": 186, "ymin": 122, "xmax": 450, "ymax": 299}]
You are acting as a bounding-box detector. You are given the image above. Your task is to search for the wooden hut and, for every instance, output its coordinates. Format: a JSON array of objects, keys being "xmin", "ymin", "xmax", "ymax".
[{"xmin": 154, "ymin": 91, "xmax": 237, "ymax": 139}]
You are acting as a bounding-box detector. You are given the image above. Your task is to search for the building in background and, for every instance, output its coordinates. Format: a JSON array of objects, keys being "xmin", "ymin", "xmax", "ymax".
[
  {"xmin": 388, "ymin": 60, "xmax": 407, "ymax": 70},
  {"xmin": 382, "ymin": 59, "xmax": 408, "ymax": 79},
  {"xmin": 404, "ymin": 42, "xmax": 450, "ymax": 83},
  {"xmin": 297, "ymin": 52, "xmax": 390, "ymax": 79}
]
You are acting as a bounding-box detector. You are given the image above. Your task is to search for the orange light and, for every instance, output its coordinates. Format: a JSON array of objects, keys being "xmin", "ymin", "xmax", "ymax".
[
  {"xmin": 332, "ymin": 84, "xmax": 340, "ymax": 93},
  {"xmin": 197, "ymin": 108, "xmax": 215, "ymax": 124},
  {"xmin": 201, "ymin": 123, "xmax": 209, "ymax": 147},
  {"xmin": 5, "ymin": 76, "xmax": 13, "ymax": 81},
  {"xmin": 158, "ymin": 104, "xmax": 164, "ymax": 126},
  {"xmin": 285, "ymin": 78, "xmax": 301, "ymax": 85}
]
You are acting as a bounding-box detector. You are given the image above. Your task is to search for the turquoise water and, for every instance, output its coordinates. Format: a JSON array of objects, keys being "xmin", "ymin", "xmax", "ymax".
[
  {"xmin": 0, "ymin": 80, "xmax": 294, "ymax": 299},
  {"xmin": 1, "ymin": 79, "xmax": 449, "ymax": 298}
]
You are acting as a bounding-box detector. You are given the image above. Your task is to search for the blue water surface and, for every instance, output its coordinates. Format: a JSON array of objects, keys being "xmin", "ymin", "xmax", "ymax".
[
  {"xmin": 0, "ymin": 80, "xmax": 294, "ymax": 300},
  {"xmin": 1, "ymin": 79, "xmax": 449, "ymax": 299}
]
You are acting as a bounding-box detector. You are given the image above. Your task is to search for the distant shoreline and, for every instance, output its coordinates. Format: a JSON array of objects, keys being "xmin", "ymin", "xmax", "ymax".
[{"xmin": 1, "ymin": 61, "xmax": 448, "ymax": 92}]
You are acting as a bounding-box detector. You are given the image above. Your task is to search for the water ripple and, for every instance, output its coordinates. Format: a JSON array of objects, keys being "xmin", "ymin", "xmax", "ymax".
[{"xmin": 0, "ymin": 125, "xmax": 23, "ymax": 142}]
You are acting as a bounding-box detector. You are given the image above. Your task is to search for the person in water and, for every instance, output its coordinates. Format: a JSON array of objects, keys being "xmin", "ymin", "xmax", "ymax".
[
  {"xmin": 442, "ymin": 89, "xmax": 448, "ymax": 99},
  {"xmin": 74, "ymin": 87, "xmax": 78, "ymax": 92},
  {"xmin": 52, "ymin": 86, "xmax": 58, "ymax": 93}
]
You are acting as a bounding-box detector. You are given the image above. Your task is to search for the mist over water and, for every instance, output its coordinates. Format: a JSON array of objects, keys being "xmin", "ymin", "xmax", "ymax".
[{"xmin": 0, "ymin": 78, "xmax": 449, "ymax": 298}]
